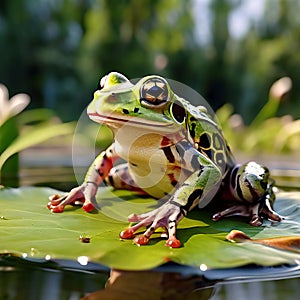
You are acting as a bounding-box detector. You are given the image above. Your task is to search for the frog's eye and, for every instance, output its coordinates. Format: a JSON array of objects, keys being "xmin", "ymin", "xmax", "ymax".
[
  {"xmin": 140, "ymin": 78, "xmax": 169, "ymax": 108},
  {"xmin": 170, "ymin": 101, "xmax": 186, "ymax": 124}
]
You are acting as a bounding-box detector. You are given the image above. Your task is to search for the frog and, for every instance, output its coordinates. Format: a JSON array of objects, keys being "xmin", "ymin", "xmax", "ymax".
[{"xmin": 47, "ymin": 72, "xmax": 281, "ymax": 248}]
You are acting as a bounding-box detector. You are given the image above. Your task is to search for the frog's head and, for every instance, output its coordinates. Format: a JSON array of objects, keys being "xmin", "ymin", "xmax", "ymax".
[
  {"xmin": 236, "ymin": 162, "xmax": 271, "ymax": 203},
  {"xmin": 87, "ymin": 72, "xmax": 188, "ymax": 132}
]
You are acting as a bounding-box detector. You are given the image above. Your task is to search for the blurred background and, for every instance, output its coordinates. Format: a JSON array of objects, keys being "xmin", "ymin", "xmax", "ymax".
[
  {"xmin": 0, "ymin": 0, "xmax": 300, "ymax": 187},
  {"xmin": 1, "ymin": 0, "xmax": 300, "ymax": 121}
]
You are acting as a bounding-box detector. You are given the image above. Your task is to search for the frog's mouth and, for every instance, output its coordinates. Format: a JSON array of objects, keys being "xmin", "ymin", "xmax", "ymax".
[{"xmin": 88, "ymin": 112, "xmax": 176, "ymax": 130}]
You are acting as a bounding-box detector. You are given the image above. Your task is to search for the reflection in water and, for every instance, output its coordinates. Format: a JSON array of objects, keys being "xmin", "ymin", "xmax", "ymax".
[
  {"xmin": 0, "ymin": 265, "xmax": 107, "ymax": 300},
  {"xmin": 213, "ymin": 278, "xmax": 300, "ymax": 300},
  {"xmin": 81, "ymin": 268, "xmax": 300, "ymax": 300},
  {"xmin": 82, "ymin": 269, "xmax": 215, "ymax": 300},
  {"xmin": 2, "ymin": 264, "xmax": 300, "ymax": 300}
]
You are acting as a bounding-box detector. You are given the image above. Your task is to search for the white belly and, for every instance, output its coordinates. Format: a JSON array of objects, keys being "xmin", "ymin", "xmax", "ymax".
[{"xmin": 113, "ymin": 126, "xmax": 185, "ymax": 198}]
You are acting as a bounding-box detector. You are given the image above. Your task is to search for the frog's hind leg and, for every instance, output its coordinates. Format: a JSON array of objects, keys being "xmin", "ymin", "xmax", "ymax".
[
  {"xmin": 212, "ymin": 203, "xmax": 263, "ymax": 226},
  {"xmin": 105, "ymin": 163, "xmax": 147, "ymax": 195},
  {"xmin": 212, "ymin": 199, "xmax": 281, "ymax": 226}
]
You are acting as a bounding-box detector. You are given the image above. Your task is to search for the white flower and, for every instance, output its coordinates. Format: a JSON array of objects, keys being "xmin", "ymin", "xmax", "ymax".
[
  {"xmin": 0, "ymin": 84, "xmax": 30, "ymax": 127},
  {"xmin": 269, "ymin": 77, "xmax": 292, "ymax": 101}
]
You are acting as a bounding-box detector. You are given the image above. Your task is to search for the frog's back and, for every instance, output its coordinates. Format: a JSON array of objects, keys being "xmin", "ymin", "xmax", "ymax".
[{"xmin": 185, "ymin": 102, "xmax": 235, "ymax": 174}]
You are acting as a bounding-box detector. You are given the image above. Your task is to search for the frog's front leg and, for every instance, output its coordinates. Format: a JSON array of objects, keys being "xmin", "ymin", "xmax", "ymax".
[
  {"xmin": 120, "ymin": 142, "xmax": 222, "ymax": 248},
  {"xmin": 47, "ymin": 144, "xmax": 119, "ymax": 212}
]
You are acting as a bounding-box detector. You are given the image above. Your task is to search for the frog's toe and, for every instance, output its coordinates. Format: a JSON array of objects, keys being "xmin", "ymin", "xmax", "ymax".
[
  {"xmin": 248, "ymin": 203, "xmax": 262, "ymax": 226},
  {"xmin": 249, "ymin": 215, "xmax": 263, "ymax": 226},
  {"xmin": 127, "ymin": 213, "xmax": 148, "ymax": 222},
  {"xmin": 165, "ymin": 237, "xmax": 181, "ymax": 248},
  {"xmin": 47, "ymin": 184, "xmax": 98, "ymax": 213},
  {"xmin": 128, "ymin": 207, "xmax": 160, "ymax": 222},
  {"xmin": 47, "ymin": 192, "xmax": 85, "ymax": 212},
  {"xmin": 47, "ymin": 194, "xmax": 67, "ymax": 206},
  {"xmin": 249, "ymin": 201, "xmax": 281, "ymax": 226},
  {"xmin": 119, "ymin": 227, "xmax": 136, "ymax": 239},
  {"xmin": 130, "ymin": 222, "xmax": 161, "ymax": 246},
  {"xmin": 212, "ymin": 203, "xmax": 264, "ymax": 226},
  {"xmin": 47, "ymin": 194, "xmax": 68, "ymax": 212},
  {"xmin": 133, "ymin": 234, "xmax": 150, "ymax": 246},
  {"xmin": 212, "ymin": 205, "xmax": 250, "ymax": 221},
  {"xmin": 263, "ymin": 209, "xmax": 282, "ymax": 222},
  {"xmin": 82, "ymin": 201, "xmax": 95, "ymax": 212},
  {"xmin": 120, "ymin": 214, "xmax": 156, "ymax": 241},
  {"xmin": 261, "ymin": 201, "xmax": 282, "ymax": 222},
  {"xmin": 49, "ymin": 204, "xmax": 65, "ymax": 213}
]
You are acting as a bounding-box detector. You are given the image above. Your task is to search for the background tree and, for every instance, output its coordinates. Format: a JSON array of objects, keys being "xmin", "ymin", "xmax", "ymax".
[{"xmin": 0, "ymin": 0, "xmax": 299, "ymax": 122}]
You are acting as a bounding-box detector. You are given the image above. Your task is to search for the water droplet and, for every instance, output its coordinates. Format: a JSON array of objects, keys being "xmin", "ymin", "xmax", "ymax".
[
  {"xmin": 77, "ymin": 256, "xmax": 89, "ymax": 266},
  {"xmin": 200, "ymin": 264, "xmax": 208, "ymax": 271}
]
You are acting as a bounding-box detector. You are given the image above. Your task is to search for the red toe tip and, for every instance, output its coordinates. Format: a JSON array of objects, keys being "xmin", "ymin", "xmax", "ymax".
[
  {"xmin": 83, "ymin": 202, "xmax": 95, "ymax": 212},
  {"xmin": 165, "ymin": 238, "xmax": 181, "ymax": 248},
  {"xmin": 212, "ymin": 213, "xmax": 221, "ymax": 221},
  {"xmin": 49, "ymin": 194, "xmax": 60, "ymax": 201},
  {"xmin": 133, "ymin": 235, "xmax": 149, "ymax": 246},
  {"xmin": 51, "ymin": 205, "xmax": 65, "ymax": 213},
  {"xmin": 120, "ymin": 228, "xmax": 135, "ymax": 239}
]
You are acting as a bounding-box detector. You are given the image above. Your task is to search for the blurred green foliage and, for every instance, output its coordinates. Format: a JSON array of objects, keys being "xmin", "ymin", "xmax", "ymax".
[
  {"xmin": 0, "ymin": 83, "xmax": 74, "ymax": 186},
  {"xmin": 216, "ymin": 76, "xmax": 300, "ymax": 155},
  {"xmin": 0, "ymin": 0, "xmax": 300, "ymax": 123}
]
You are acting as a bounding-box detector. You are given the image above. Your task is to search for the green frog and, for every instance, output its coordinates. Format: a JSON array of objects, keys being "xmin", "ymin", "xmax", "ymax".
[{"xmin": 47, "ymin": 72, "xmax": 281, "ymax": 248}]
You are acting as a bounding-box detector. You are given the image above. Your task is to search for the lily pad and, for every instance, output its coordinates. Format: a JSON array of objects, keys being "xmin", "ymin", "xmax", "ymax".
[{"xmin": 1, "ymin": 187, "xmax": 300, "ymax": 271}]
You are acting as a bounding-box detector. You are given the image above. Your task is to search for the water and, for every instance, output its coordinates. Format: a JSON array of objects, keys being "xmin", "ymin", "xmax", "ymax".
[
  {"xmin": 1, "ymin": 258, "xmax": 300, "ymax": 300},
  {"xmin": 0, "ymin": 265, "xmax": 107, "ymax": 300},
  {"xmin": 213, "ymin": 278, "xmax": 300, "ymax": 300}
]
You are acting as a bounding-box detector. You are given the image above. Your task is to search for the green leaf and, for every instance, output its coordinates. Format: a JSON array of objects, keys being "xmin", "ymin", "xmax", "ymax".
[
  {"xmin": 0, "ymin": 117, "xmax": 19, "ymax": 186},
  {"xmin": 0, "ymin": 122, "xmax": 74, "ymax": 172},
  {"xmin": 17, "ymin": 108, "xmax": 56, "ymax": 125},
  {"xmin": 1, "ymin": 187, "xmax": 300, "ymax": 271}
]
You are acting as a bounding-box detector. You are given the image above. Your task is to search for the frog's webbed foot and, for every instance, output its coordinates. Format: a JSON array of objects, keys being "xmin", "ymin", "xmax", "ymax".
[
  {"xmin": 260, "ymin": 199, "xmax": 282, "ymax": 222},
  {"xmin": 212, "ymin": 203, "xmax": 263, "ymax": 226},
  {"xmin": 120, "ymin": 202, "xmax": 184, "ymax": 248},
  {"xmin": 212, "ymin": 199, "xmax": 281, "ymax": 226},
  {"xmin": 47, "ymin": 182, "xmax": 98, "ymax": 213}
]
